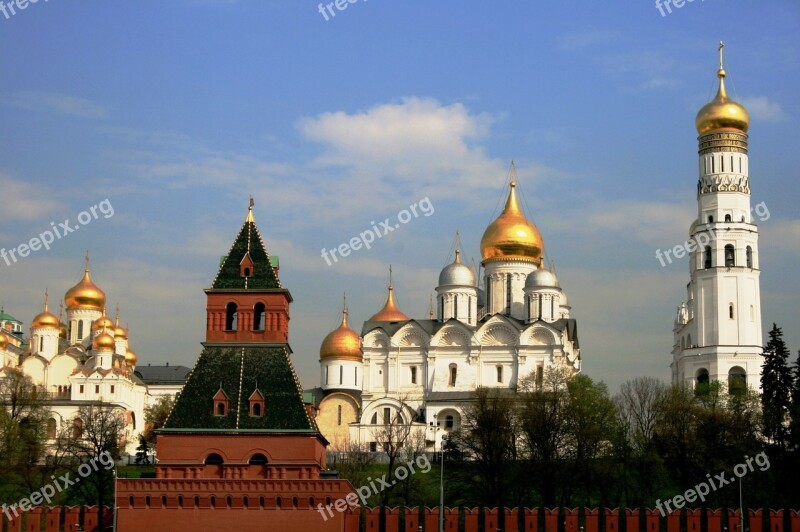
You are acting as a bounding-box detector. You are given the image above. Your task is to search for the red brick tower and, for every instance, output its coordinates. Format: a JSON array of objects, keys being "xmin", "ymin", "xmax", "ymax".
[{"xmin": 116, "ymin": 202, "xmax": 356, "ymax": 531}]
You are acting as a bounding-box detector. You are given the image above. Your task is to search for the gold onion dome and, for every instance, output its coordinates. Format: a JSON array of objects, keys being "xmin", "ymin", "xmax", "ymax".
[
  {"xmin": 696, "ymin": 42, "xmax": 749, "ymax": 135},
  {"xmin": 369, "ymin": 269, "xmax": 410, "ymax": 322},
  {"xmin": 31, "ymin": 292, "xmax": 59, "ymax": 329},
  {"xmin": 65, "ymin": 265, "xmax": 106, "ymax": 311},
  {"xmin": 113, "ymin": 314, "xmax": 128, "ymax": 340},
  {"xmin": 480, "ymin": 181, "xmax": 544, "ymax": 264},
  {"xmin": 93, "ymin": 329, "xmax": 116, "ymax": 351},
  {"xmin": 93, "ymin": 309, "xmax": 114, "ymax": 331},
  {"xmin": 320, "ymin": 306, "xmax": 363, "ymax": 361},
  {"xmin": 125, "ymin": 348, "xmax": 138, "ymax": 366}
]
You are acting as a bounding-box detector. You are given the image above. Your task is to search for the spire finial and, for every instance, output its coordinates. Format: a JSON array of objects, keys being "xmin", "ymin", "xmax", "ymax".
[
  {"xmin": 718, "ymin": 41, "xmax": 725, "ymax": 71},
  {"xmin": 43, "ymin": 289, "xmax": 49, "ymax": 312},
  {"xmin": 429, "ymin": 294, "xmax": 435, "ymax": 320},
  {"xmin": 388, "ymin": 265, "xmax": 394, "ymax": 290},
  {"xmin": 58, "ymin": 302, "xmax": 64, "ymax": 321},
  {"xmin": 454, "ymin": 230, "xmax": 462, "ymax": 263},
  {"xmin": 245, "ymin": 197, "xmax": 255, "ymax": 223},
  {"xmin": 84, "ymin": 251, "xmax": 90, "ymax": 272},
  {"xmin": 510, "ymin": 160, "xmax": 517, "ymax": 187}
]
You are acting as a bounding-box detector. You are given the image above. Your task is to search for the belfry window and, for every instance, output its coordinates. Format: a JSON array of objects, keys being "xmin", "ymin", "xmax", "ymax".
[
  {"xmin": 449, "ymin": 364, "xmax": 458, "ymax": 386},
  {"xmin": 253, "ymin": 303, "xmax": 266, "ymax": 331},
  {"xmin": 505, "ymin": 274, "xmax": 512, "ymax": 315},
  {"xmin": 725, "ymin": 214, "xmax": 732, "ymax": 222},
  {"xmin": 746, "ymin": 246, "xmax": 753, "ymax": 268},
  {"xmin": 724, "ymin": 245, "xmax": 735, "ymax": 267},
  {"xmin": 225, "ymin": 303, "xmax": 238, "ymax": 331},
  {"xmin": 704, "ymin": 246, "xmax": 712, "ymax": 269}
]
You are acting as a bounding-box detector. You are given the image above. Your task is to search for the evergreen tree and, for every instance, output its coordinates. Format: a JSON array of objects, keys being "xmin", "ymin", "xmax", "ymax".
[
  {"xmin": 789, "ymin": 350, "xmax": 800, "ymax": 451},
  {"xmin": 761, "ymin": 323, "xmax": 793, "ymax": 451}
]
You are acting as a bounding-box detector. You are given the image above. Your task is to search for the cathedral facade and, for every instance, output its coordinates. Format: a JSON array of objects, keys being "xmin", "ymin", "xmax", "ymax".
[
  {"xmin": 671, "ymin": 45, "xmax": 765, "ymax": 393},
  {"xmin": 0, "ymin": 261, "xmax": 151, "ymax": 454},
  {"xmin": 313, "ymin": 177, "xmax": 581, "ymax": 452}
]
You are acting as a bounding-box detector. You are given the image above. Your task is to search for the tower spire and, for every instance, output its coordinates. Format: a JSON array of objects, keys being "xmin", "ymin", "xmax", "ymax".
[{"xmin": 245, "ymin": 196, "xmax": 255, "ymax": 223}]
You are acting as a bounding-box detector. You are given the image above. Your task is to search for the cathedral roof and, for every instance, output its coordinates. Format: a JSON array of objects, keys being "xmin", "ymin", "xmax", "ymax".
[
  {"xmin": 162, "ymin": 345, "xmax": 317, "ymax": 433},
  {"xmin": 210, "ymin": 201, "xmax": 282, "ymax": 290},
  {"xmin": 134, "ymin": 364, "xmax": 191, "ymax": 385}
]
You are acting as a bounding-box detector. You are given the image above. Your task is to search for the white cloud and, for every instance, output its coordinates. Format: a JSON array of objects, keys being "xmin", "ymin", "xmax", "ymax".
[
  {"xmin": 6, "ymin": 92, "xmax": 108, "ymax": 119},
  {"xmin": 740, "ymin": 96, "xmax": 788, "ymax": 122},
  {"xmin": 0, "ymin": 173, "xmax": 63, "ymax": 222}
]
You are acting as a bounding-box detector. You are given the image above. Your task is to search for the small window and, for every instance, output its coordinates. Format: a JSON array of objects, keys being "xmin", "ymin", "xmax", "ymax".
[
  {"xmin": 496, "ymin": 365, "xmax": 503, "ymax": 383},
  {"xmin": 725, "ymin": 244, "xmax": 735, "ymax": 267},
  {"xmin": 536, "ymin": 366, "xmax": 544, "ymax": 390},
  {"xmin": 252, "ymin": 403, "xmax": 261, "ymax": 416},
  {"xmin": 339, "ymin": 365, "xmax": 343, "ymax": 385},
  {"xmin": 449, "ymin": 364, "xmax": 457, "ymax": 387},
  {"xmin": 383, "ymin": 407, "xmax": 391, "ymax": 425},
  {"xmin": 205, "ymin": 453, "xmax": 223, "ymax": 465},
  {"xmin": 725, "ymin": 214, "xmax": 732, "ymax": 222},
  {"xmin": 410, "ymin": 366, "xmax": 417, "ymax": 384},
  {"xmin": 216, "ymin": 403, "xmax": 226, "ymax": 416},
  {"xmin": 253, "ymin": 303, "xmax": 266, "ymax": 331},
  {"xmin": 72, "ymin": 418, "xmax": 83, "ymax": 438},
  {"xmin": 371, "ymin": 413, "xmax": 378, "ymax": 425},
  {"xmin": 728, "ymin": 367, "xmax": 747, "ymax": 395},
  {"xmin": 704, "ymin": 246, "xmax": 712, "ymax": 269},
  {"xmin": 225, "ymin": 302, "xmax": 238, "ymax": 331},
  {"xmin": 95, "ymin": 385, "xmax": 100, "ymax": 394},
  {"xmin": 729, "ymin": 303, "xmax": 735, "ymax": 320},
  {"xmin": 445, "ymin": 415, "xmax": 454, "ymax": 429},
  {"xmin": 79, "ymin": 385, "xmax": 84, "ymax": 394},
  {"xmin": 746, "ymin": 246, "xmax": 753, "ymax": 268},
  {"xmin": 369, "ymin": 442, "xmax": 377, "ymax": 452},
  {"xmin": 47, "ymin": 418, "xmax": 57, "ymax": 439},
  {"xmin": 708, "ymin": 215, "xmax": 714, "ymax": 223},
  {"xmin": 110, "ymin": 385, "xmax": 115, "ymax": 394},
  {"xmin": 248, "ymin": 454, "xmax": 268, "ymax": 465}
]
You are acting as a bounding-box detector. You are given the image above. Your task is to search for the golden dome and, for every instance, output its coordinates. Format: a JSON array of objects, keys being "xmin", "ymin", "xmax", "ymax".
[
  {"xmin": 93, "ymin": 309, "xmax": 114, "ymax": 331},
  {"xmin": 32, "ymin": 293, "xmax": 59, "ymax": 329},
  {"xmin": 480, "ymin": 181, "xmax": 544, "ymax": 264},
  {"xmin": 369, "ymin": 270, "xmax": 410, "ymax": 322},
  {"xmin": 92, "ymin": 329, "xmax": 116, "ymax": 351},
  {"xmin": 0, "ymin": 334, "xmax": 7, "ymax": 349},
  {"xmin": 65, "ymin": 267, "xmax": 106, "ymax": 311},
  {"xmin": 320, "ymin": 307, "xmax": 362, "ymax": 361},
  {"xmin": 58, "ymin": 323, "xmax": 67, "ymax": 340},
  {"xmin": 125, "ymin": 348, "xmax": 138, "ymax": 366},
  {"xmin": 696, "ymin": 43, "xmax": 749, "ymax": 135},
  {"xmin": 114, "ymin": 323, "xmax": 128, "ymax": 340}
]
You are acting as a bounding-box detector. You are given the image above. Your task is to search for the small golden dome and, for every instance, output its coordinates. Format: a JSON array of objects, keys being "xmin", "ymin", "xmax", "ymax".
[
  {"xmin": 114, "ymin": 323, "xmax": 128, "ymax": 340},
  {"xmin": 480, "ymin": 181, "xmax": 544, "ymax": 264},
  {"xmin": 58, "ymin": 323, "xmax": 67, "ymax": 340},
  {"xmin": 93, "ymin": 310, "xmax": 114, "ymax": 332},
  {"xmin": 125, "ymin": 348, "xmax": 138, "ymax": 366},
  {"xmin": 65, "ymin": 267, "xmax": 106, "ymax": 311},
  {"xmin": 696, "ymin": 43, "xmax": 749, "ymax": 135},
  {"xmin": 369, "ymin": 270, "xmax": 410, "ymax": 322},
  {"xmin": 32, "ymin": 295, "xmax": 60, "ymax": 329},
  {"xmin": 93, "ymin": 329, "xmax": 116, "ymax": 351},
  {"xmin": 320, "ymin": 307, "xmax": 362, "ymax": 361},
  {"xmin": 0, "ymin": 334, "xmax": 7, "ymax": 349}
]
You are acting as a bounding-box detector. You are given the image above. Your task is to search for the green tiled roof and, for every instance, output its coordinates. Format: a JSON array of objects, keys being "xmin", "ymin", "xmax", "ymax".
[
  {"xmin": 211, "ymin": 219, "xmax": 280, "ymax": 290},
  {"xmin": 0, "ymin": 310, "xmax": 20, "ymax": 322},
  {"xmin": 163, "ymin": 345, "xmax": 316, "ymax": 432}
]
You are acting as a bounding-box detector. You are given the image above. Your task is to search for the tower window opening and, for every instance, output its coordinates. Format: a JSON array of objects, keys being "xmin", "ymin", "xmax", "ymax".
[
  {"xmin": 746, "ymin": 246, "xmax": 753, "ymax": 268},
  {"xmin": 439, "ymin": 296, "xmax": 444, "ymax": 322},
  {"xmin": 449, "ymin": 364, "xmax": 458, "ymax": 386},
  {"xmin": 496, "ymin": 365, "xmax": 503, "ymax": 383},
  {"xmin": 708, "ymin": 215, "xmax": 714, "ymax": 223},
  {"xmin": 725, "ymin": 214, "xmax": 732, "ymax": 222},
  {"xmin": 225, "ymin": 303, "xmax": 238, "ymax": 331},
  {"xmin": 704, "ymin": 246, "xmax": 712, "ymax": 269},
  {"xmin": 696, "ymin": 368, "xmax": 710, "ymax": 388},
  {"xmin": 505, "ymin": 274, "xmax": 512, "ymax": 315},
  {"xmin": 724, "ymin": 244, "xmax": 735, "ymax": 267},
  {"xmin": 445, "ymin": 415, "xmax": 454, "ymax": 430},
  {"xmin": 453, "ymin": 294, "xmax": 458, "ymax": 320},
  {"xmin": 728, "ymin": 366, "xmax": 747, "ymax": 395},
  {"xmin": 410, "ymin": 366, "xmax": 417, "ymax": 384},
  {"xmin": 729, "ymin": 303, "xmax": 735, "ymax": 320},
  {"xmin": 253, "ymin": 303, "xmax": 266, "ymax": 331},
  {"xmin": 77, "ymin": 321, "xmax": 84, "ymax": 340}
]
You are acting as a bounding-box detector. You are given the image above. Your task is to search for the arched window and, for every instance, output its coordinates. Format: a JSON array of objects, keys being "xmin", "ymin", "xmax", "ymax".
[
  {"xmin": 370, "ymin": 412, "xmax": 378, "ymax": 425},
  {"xmin": 724, "ymin": 214, "xmax": 732, "ymax": 222},
  {"xmin": 696, "ymin": 368, "xmax": 710, "ymax": 387},
  {"xmin": 453, "ymin": 294, "xmax": 458, "ymax": 320},
  {"xmin": 729, "ymin": 303, "xmax": 735, "ymax": 319},
  {"xmin": 216, "ymin": 403, "xmax": 226, "ymax": 416},
  {"xmin": 708, "ymin": 215, "xmax": 714, "ymax": 223},
  {"xmin": 704, "ymin": 246, "xmax": 712, "ymax": 269},
  {"xmin": 131, "ymin": 412, "xmax": 136, "ymax": 430},
  {"xmin": 253, "ymin": 303, "xmax": 266, "ymax": 331},
  {"xmin": 225, "ymin": 303, "xmax": 238, "ymax": 331},
  {"xmin": 449, "ymin": 364, "xmax": 457, "ymax": 386},
  {"xmin": 445, "ymin": 415, "xmax": 454, "ymax": 429},
  {"xmin": 496, "ymin": 365, "xmax": 503, "ymax": 383},
  {"xmin": 204, "ymin": 453, "xmax": 223, "ymax": 465},
  {"xmin": 77, "ymin": 321, "xmax": 84, "ymax": 339},
  {"xmin": 728, "ymin": 367, "xmax": 747, "ymax": 395},
  {"xmin": 746, "ymin": 246, "xmax": 753, "ymax": 268},
  {"xmin": 47, "ymin": 418, "xmax": 57, "ymax": 439},
  {"xmin": 252, "ymin": 403, "xmax": 261, "ymax": 416},
  {"xmin": 249, "ymin": 453, "xmax": 268, "ymax": 465},
  {"xmin": 410, "ymin": 366, "xmax": 417, "ymax": 384},
  {"xmin": 724, "ymin": 244, "xmax": 735, "ymax": 267},
  {"xmin": 39, "ymin": 336, "xmax": 44, "ymax": 352},
  {"xmin": 72, "ymin": 418, "xmax": 83, "ymax": 438}
]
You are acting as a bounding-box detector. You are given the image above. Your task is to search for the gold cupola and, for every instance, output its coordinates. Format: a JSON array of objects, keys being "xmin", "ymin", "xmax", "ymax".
[
  {"xmin": 320, "ymin": 298, "xmax": 363, "ymax": 361},
  {"xmin": 92, "ymin": 308, "xmax": 114, "ymax": 332},
  {"xmin": 125, "ymin": 347, "xmax": 138, "ymax": 366},
  {"xmin": 65, "ymin": 257, "xmax": 106, "ymax": 311},
  {"xmin": 480, "ymin": 176, "xmax": 544, "ymax": 264},
  {"xmin": 696, "ymin": 42, "xmax": 750, "ymax": 136},
  {"xmin": 113, "ymin": 307, "xmax": 128, "ymax": 340},
  {"xmin": 31, "ymin": 291, "xmax": 59, "ymax": 329},
  {"xmin": 92, "ymin": 329, "xmax": 116, "ymax": 352},
  {"xmin": 369, "ymin": 267, "xmax": 410, "ymax": 322}
]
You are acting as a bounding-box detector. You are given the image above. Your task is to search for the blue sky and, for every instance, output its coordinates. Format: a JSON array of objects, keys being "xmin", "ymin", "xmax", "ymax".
[{"xmin": 0, "ymin": 0, "xmax": 798, "ymax": 392}]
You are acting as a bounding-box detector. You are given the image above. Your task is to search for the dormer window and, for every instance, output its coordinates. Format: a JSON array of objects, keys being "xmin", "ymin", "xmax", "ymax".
[
  {"xmin": 248, "ymin": 389, "xmax": 265, "ymax": 417},
  {"xmin": 240, "ymin": 252, "xmax": 254, "ymax": 278},
  {"xmin": 213, "ymin": 388, "xmax": 229, "ymax": 417}
]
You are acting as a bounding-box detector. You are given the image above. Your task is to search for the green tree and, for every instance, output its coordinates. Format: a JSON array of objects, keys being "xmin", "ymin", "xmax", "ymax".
[
  {"xmin": 143, "ymin": 395, "xmax": 175, "ymax": 445},
  {"xmin": 761, "ymin": 323, "xmax": 793, "ymax": 451}
]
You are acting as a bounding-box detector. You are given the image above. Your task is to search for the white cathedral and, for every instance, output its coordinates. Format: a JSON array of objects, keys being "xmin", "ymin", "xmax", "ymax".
[
  {"xmin": 671, "ymin": 44, "xmax": 765, "ymax": 393},
  {"xmin": 311, "ymin": 176, "xmax": 581, "ymax": 452},
  {"xmin": 0, "ymin": 260, "xmax": 158, "ymax": 455}
]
